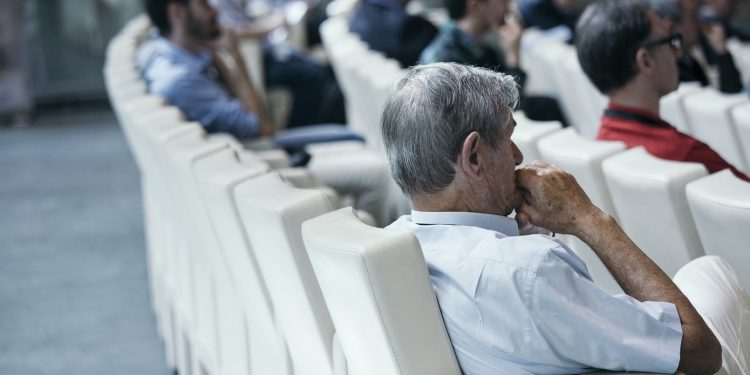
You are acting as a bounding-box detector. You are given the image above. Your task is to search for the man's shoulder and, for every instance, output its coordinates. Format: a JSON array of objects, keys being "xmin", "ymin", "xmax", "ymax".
[{"xmin": 388, "ymin": 216, "xmax": 579, "ymax": 274}]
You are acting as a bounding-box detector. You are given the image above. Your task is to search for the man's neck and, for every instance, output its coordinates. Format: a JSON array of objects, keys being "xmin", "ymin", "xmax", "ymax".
[
  {"xmin": 168, "ymin": 30, "xmax": 204, "ymax": 55},
  {"xmin": 607, "ymin": 81, "xmax": 663, "ymax": 116},
  {"xmin": 457, "ymin": 17, "xmax": 487, "ymax": 40}
]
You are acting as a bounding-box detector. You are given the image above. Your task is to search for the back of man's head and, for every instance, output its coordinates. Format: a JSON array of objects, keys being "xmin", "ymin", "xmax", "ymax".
[
  {"xmin": 381, "ymin": 63, "xmax": 519, "ymax": 198},
  {"xmin": 144, "ymin": 0, "xmax": 188, "ymax": 36},
  {"xmin": 648, "ymin": 0, "xmax": 682, "ymax": 23},
  {"xmin": 444, "ymin": 0, "xmax": 469, "ymax": 20},
  {"xmin": 576, "ymin": 0, "xmax": 652, "ymax": 94}
]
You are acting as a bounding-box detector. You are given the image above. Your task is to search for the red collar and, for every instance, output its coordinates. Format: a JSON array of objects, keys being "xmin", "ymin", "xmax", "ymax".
[{"xmin": 604, "ymin": 102, "xmax": 673, "ymax": 129}]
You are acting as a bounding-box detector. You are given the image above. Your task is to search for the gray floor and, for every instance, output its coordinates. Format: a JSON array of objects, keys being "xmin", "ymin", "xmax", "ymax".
[{"xmin": 0, "ymin": 107, "xmax": 171, "ymax": 375}]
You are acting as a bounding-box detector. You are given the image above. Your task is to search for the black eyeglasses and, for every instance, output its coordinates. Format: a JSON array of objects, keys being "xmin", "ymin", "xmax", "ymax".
[{"xmin": 641, "ymin": 34, "xmax": 683, "ymax": 51}]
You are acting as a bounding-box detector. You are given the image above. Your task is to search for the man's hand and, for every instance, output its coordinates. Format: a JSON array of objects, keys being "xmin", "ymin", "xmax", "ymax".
[
  {"xmin": 498, "ymin": 13, "xmax": 523, "ymax": 68},
  {"xmin": 213, "ymin": 27, "xmax": 241, "ymax": 55},
  {"xmin": 701, "ymin": 22, "xmax": 728, "ymax": 54},
  {"xmin": 515, "ymin": 161, "xmax": 602, "ymax": 236}
]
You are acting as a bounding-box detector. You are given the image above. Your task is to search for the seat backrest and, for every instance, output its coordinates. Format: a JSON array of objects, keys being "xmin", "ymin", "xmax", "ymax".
[
  {"xmin": 686, "ymin": 170, "xmax": 750, "ymax": 291},
  {"xmin": 683, "ymin": 89, "xmax": 749, "ymax": 171},
  {"xmin": 302, "ymin": 208, "xmax": 461, "ymax": 375},
  {"xmin": 191, "ymin": 146, "xmax": 292, "ymax": 375},
  {"xmin": 602, "ymin": 147, "xmax": 707, "ymax": 276},
  {"xmin": 235, "ymin": 172, "xmax": 340, "ymax": 375},
  {"xmin": 562, "ymin": 53, "xmax": 607, "ymax": 138},
  {"xmin": 511, "ymin": 113, "xmax": 562, "ymax": 165},
  {"xmin": 537, "ymin": 128, "xmax": 624, "ymax": 218},
  {"xmin": 730, "ymin": 103, "xmax": 750, "ymax": 170},
  {"xmin": 659, "ymin": 82, "xmax": 702, "ymax": 134},
  {"xmin": 673, "ymin": 256, "xmax": 750, "ymax": 375}
]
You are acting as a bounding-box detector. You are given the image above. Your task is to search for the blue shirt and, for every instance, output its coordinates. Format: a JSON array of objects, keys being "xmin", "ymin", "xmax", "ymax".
[
  {"xmin": 138, "ymin": 37, "xmax": 260, "ymax": 139},
  {"xmin": 386, "ymin": 211, "xmax": 682, "ymax": 374}
]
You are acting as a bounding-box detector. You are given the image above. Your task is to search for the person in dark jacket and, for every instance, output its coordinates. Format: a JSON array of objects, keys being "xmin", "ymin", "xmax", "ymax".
[{"xmin": 349, "ymin": 0, "xmax": 438, "ymax": 68}]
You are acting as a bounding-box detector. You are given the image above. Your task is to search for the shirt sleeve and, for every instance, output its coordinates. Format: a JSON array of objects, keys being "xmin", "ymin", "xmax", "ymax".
[
  {"xmin": 684, "ymin": 139, "xmax": 750, "ymax": 182},
  {"xmin": 528, "ymin": 244, "xmax": 683, "ymax": 373},
  {"xmin": 167, "ymin": 74, "xmax": 260, "ymax": 139}
]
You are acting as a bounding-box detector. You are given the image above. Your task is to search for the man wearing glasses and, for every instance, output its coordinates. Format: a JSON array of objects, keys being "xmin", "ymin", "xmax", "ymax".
[{"xmin": 576, "ymin": 0, "xmax": 749, "ymax": 182}]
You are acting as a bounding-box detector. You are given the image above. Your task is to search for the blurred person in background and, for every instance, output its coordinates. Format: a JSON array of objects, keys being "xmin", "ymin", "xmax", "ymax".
[
  {"xmin": 210, "ymin": 0, "xmax": 346, "ymax": 127},
  {"xmin": 140, "ymin": 0, "xmax": 276, "ymax": 139},
  {"xmin": 700, "ymin": 0, "xmax": 750, "ymax": 41},
  {"xmin": 650, "ymin": 0, "xmax": 743, "ymax": 93},
  {"xmin": 140, "ymin": 0, "xmax": 403, "ymax": 227},
  {"xmin": 519, "ymin": 0, "xmax": 579, "ymax": 35},
  {"xmin": 577, "ymin": 0, "xmax": 750, "ymax": 182},
  {"xmin": 420, "ymin": 0, "xmax": 567, "ymax": 124},
  {"xmin": 348, "ymin": 0, "xmax": 439, "ymax": 67}
]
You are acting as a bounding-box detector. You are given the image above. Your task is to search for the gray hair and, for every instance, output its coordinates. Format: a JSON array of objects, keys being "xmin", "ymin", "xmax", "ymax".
[{"xmin": 381, "ymin": 63, "xmax": 519, "ymax": 198}]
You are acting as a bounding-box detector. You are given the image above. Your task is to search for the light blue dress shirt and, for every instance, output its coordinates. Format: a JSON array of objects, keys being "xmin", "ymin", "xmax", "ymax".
[
  {"xmin": 386, "ymin": 211, "xmax": 682, "ymax": 375},
  {"xmin": 138, "ymin": 38, "xmax": 260, "ymax": 139}
]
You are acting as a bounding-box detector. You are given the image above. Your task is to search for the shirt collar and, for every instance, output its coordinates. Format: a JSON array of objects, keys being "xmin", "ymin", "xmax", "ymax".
[
  {"xmin": 605, "ymin": 102, "xmax": 672, "ymax": 128},
  {"xmin": 152, "ymin": 37, "xmax": 213, "ymax": 72},
  {"xmin": 411, "ymin": 210, "xmax": 520, "ymax": 237}
]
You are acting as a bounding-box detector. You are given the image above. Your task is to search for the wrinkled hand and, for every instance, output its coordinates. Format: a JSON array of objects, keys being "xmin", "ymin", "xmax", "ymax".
[
  {"xmin": 701, "ymin": 22, "xmax": 727, "ymax": 54},
  {"xmin": 514, "ymin": 161, "xmax": 600, "ymax": 236}
]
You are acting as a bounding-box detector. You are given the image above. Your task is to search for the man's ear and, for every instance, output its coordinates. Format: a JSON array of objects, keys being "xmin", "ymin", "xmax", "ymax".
[
  {"xmin": 458, "ymin": 131, "xmax": 483, "ymax": 180},
  {"xmin": 635, "ymin": 47, "xmax": 653, "ymax": 75}
]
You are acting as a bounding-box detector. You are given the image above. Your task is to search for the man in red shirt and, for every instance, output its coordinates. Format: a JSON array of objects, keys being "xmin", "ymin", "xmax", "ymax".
[{"xmin": 575, "ymin": 0, "xmax": 749, "ymax": 182}]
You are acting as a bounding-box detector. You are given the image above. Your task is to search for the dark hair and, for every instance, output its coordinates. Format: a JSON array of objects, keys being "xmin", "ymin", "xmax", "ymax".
[
  {"xmin": 575, "ymin": 0, "xmax": 653, "ymax": 94},
  {"xmin": 144, "ymin": 0, "xmax": 188, "ymax": 36},
  {"xmin": 444, "ymin": 0, "xmax": 468, "ymax": 20}
]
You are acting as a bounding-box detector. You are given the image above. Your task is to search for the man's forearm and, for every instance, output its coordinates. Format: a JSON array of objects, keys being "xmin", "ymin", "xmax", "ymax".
[
  {"xmin": 576, "ymin": 211, "xmax": 721, "ymax": 375},
  {"xmin": 227, "ymin": 48, "xmax": 269, "ymax": 124}
]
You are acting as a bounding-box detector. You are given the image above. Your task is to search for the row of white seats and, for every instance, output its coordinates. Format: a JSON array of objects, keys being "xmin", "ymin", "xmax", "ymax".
[
  {"xmin": 105, "ymin": 14, "xmax": 749, "ymax": 375},
  {"xmin": 661, "ymin": 82, "xmax": 750, "ymax": 172},
  {"xmin": 513, "ymin": 114, "xmax": 750, "ymax": 295},
  {"xmin": 321, "ymin": 15, "xmax": 406, "ymax": 154}
]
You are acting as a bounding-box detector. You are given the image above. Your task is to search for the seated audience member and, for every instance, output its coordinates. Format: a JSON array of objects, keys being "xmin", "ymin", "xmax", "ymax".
[
  {"xmin": 519, "ymin": 0, "xmax": 578, "ymax": 33},
  {"xmin": 420, "ymin": 0, "xmax": 566, "ymax": 124},
  {"xmin": 210, "ymin": 0, "xmax": 346, "ymax": 128},
  {"xmin": 701, "ymin": 0, "xmax": 750, "ymax": 41},
  {"xmin": 382, "ymin": 62, "xmax": 721, "ymax": 374},
  {"xmin": 140, "ymin": 0, "xmax": 399, "ymax": 226},
  {"xmin": 650, "ymin": 0, "xmax": 743, "ymax": 93},
  {"xmin": 349, "ymin": 0, "xmax": 438, "ymax": 68},
  {"xmin": 576, "ymin": 0, "xmax": 750, "ymax": 182},
  {"xmin": 140, "ymin": 0, "xmax": 274, "ymax": 139}
]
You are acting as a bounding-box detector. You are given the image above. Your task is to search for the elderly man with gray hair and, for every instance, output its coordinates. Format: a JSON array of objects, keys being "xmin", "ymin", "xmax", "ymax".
[{"xmin": 382, "ymin": 62, "xmax": 721, "ymax": 374}]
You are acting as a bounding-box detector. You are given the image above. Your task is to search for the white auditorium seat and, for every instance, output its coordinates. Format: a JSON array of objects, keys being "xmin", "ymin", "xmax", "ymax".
[
  {"xmin": 659, "ymin": 82, "xmax": 702, "ymax": 134},
  {"xmin": 511, "ymin": 113, "xmax": 562, "ymax": 165},
  {"xmin": 561, "ymin": 53, "xmax": 607, "ymax": 138},
  {"xmin": 192, "ymin": 148, "xmax": 293, "ymax": 375},
  {"xmin": 602, "ymin": 147, "xmax": 707, "ymax": 276},
  {"xmin": 537, "ymin": 128, "xmax": 625, "ymax": 293},
  {"xmin": 673, "ymin": 256, "xmax": 750, "ymax": 375},
  {"xmin": 683, "ymin": 89, "xmax": 749, "ymax": 172},
  {"xmin": 235, "ymin": 173, "xmax": 343, "ymax": 375},
  {"xmin": 730, "ymin": 103, "xmax": 750, "ymax": 169},
  {"xmin": 302, "ymin": 208, "xmax": 461, "ymax": 375},
  {"xmin": 686, "ymin": 170, "xmax": 750, "ymax": 292}
]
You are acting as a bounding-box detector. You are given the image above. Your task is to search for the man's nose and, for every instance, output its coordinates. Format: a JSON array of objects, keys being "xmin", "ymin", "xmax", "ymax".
[{"xmin": 512, "ymin": 141, "xmax": 523, "ymax": 166}]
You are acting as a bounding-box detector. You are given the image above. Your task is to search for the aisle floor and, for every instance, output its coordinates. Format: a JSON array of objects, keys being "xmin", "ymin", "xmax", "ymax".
[{"xmin": 0, "ymin": 106, "xmax": 171, "ymax": 375}]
